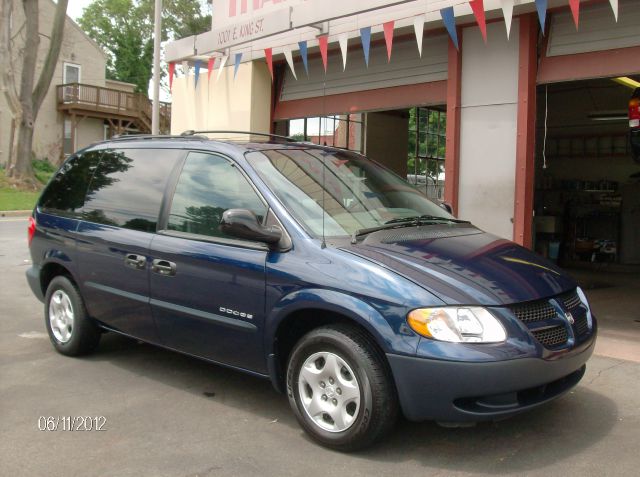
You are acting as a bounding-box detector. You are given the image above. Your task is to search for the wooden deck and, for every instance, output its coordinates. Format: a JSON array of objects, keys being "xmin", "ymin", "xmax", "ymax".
[{"xmin": 56, "ymin": 83, "xmax": 171, "ymax": 134}]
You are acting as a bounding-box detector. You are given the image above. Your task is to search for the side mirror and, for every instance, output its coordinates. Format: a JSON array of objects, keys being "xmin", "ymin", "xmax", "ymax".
[
  {"xmin": 220, "ymin": 209, "xmax": 282, "ymax": 245},
  {"xmin": 439, "ymin": 201, "xmax": 453, "ymax": 215}
]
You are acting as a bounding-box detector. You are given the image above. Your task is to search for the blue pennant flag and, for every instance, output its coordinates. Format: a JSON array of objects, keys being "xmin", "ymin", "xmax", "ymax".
[
  {"xmin": 535, "ymin": 0, "xmax": 548, "ymax": 31},
  {"xmin": 440, "ymin": 7, "xmax": 459, "ymax": 50},
  {"xmin": 194, "ymin": 60, "xmax": 202, "ymax": 88},
  {"xmin": 360, "ymin": 27, "xmax": 371, "ymax": 67},
  {"xmin": 298, "ymin": 41, "xmax": 309, "ymax": 76},
  {"xmin": 233, "ymin": 52, "xmax": 242, "ymax": 79}
]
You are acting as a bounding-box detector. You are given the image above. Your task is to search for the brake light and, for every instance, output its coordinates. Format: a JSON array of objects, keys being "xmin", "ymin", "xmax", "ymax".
[
  {"xmin": 28, "ymin": 216, "xmax": 36, "ymax": 246},
  {"xmin": 630, "ymin": 93, "xmax": 640, "ymax": 129}
]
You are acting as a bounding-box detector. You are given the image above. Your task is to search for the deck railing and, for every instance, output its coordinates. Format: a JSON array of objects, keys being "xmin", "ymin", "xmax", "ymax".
[{"xmin": 56, "ymin": 83, "xmax": 171, "ymax": 124}]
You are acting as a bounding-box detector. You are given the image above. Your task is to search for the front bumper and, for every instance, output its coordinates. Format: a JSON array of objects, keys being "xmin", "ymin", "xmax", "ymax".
[{"xmin": 387, "ymin": 333, "xmax": 595, "ymax": 422}]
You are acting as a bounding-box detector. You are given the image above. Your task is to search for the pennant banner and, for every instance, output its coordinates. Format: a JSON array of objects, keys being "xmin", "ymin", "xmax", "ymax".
[
  {"xmin": 383, "ymin": 21, "xmax": 394, "ymax": 62},
  {"xmin": 216, "ymin": 55, "xmax": 228, "ymax": 82},
  {"xmin": 609, "ymin": 0, "xmax": 618, "ymax": 21},
  {"xmin": 283, "ymin": 47, "xmax": 297, "ymax": 79},
  {"xmin": 233, "ymin": 53, "xmax": 242, "ymax": 80},
  {"xmin": 501, "ymin": 0, "xmax": 514, "ymax": 39},
  {"xmin": 182, "ymin": 60, "xmax": 189, "ymax": 87},
  {"xmin": 413, "ymin": 15, "xmax": 425, "ymax": 57},
  {"xmin": 569, "ymin": 0, "xmax": 580, "ymax": 29},
  {"xmin": 207, "ymin": 57, "xmax": 215, "ymax": 81},
  {"xmin": 264, "ymin": 48, "xmax": 274, "ymax": 81},
  {"xmin": 535, "ymin": 0, "xmax": 548, "ymax": 32},
  {"xmin": 318, "ymin": 35, "xmax": 329, "ymax": 73},
  {"xmin": 338, "ymin": 33, "xmax": 348, "ymax": 71},
  {"xmin": 298, "ymin": 40, "xmax": 309, "ymax": 76},
  {"xmin": 194, "ymin": 60, "xmax": 201, "ymax": 88},
  {"xmin": 360, "ymin": 26, "xmax": 371, "ymax": 67},
  {"xmin": 470, "ymin": 0, "xmax": 487, "ymax": 43},
  {"xmin": 168, "ymin": 62, "xmax": 175, "ymax": 91},
  {"xmin": 440, "ymin": 7, "xmax": 459, "ymax": 50}
]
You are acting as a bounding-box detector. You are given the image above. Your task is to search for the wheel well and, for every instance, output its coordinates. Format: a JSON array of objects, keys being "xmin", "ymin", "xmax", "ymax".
[
  {"xmin": 272, "ymin": 308, "xmax": 385, "ymax": 390},
  {"xmin": 40, "ymin": 262, "xmax": 74, "ymax": 295}
]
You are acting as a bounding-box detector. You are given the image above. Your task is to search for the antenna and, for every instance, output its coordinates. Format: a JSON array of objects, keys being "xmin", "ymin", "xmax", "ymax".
[{"xmin": 321, "ymin": 151, "xmax": 326, "ymax": 249}]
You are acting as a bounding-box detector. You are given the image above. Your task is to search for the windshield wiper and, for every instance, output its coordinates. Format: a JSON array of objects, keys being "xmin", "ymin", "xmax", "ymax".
[{"xmin": 351, "ymin": 215, "xmax": 470, "ymax": 244}]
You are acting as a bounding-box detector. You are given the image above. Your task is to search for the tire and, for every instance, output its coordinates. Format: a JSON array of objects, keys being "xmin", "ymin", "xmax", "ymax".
[
  {"xmin": 286, "ymin": 324, "xmax": 398, "ymax": 451},
  {"xmin": 44, "ymin": 276, "xmax": 101, "ymax": 356}
]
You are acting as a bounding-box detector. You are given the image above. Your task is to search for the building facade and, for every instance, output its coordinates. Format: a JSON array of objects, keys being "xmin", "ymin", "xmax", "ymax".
[{"xmin": 168, "ymin": 0, "xmax": 640, "ymax": 264}]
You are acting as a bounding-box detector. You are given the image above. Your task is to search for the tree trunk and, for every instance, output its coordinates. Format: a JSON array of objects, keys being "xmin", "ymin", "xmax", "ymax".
[{"xmin": 12, "ymin": 115, "xmax": 36, "ymax": 185}]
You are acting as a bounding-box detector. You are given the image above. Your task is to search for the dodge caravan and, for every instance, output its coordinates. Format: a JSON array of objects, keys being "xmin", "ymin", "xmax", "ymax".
[{"xmin": 27, "ymin": 133, "xmax": 596, "ymax": 451}]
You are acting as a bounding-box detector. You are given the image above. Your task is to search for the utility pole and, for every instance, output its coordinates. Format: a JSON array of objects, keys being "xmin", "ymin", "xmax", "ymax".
[{"xmin": 151, "ymin": 0, "xmax": 162, "ymax": 135}]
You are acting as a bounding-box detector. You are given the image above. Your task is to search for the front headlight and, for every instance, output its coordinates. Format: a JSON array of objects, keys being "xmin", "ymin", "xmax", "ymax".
[{"xmin": 407, "ymin": 307, "xmax": 506, "ymax": 343}]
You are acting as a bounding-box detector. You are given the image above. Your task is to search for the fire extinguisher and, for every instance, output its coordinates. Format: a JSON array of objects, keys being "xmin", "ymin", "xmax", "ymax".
[{"xmin": 631, "ymin": 88, "xmax": 640, "ymax": 163}]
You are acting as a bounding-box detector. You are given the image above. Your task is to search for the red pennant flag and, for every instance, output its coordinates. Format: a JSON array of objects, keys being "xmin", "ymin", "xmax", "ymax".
[
  {"xmin": 207, "ymin": 57, "xmax": 215, "ymax": 81},
  {"xmin": 569, "ymin": 0, "xmax": 580, "ymax": 29},
  {"xmin": 264, "ymin": 48, "xmax": 274, "ymax": 81},
  {"xmin": 168, "ymin": 62, "xmax": 175, "ymax": 91},
  {"xmin": 470, "ymin": 0, "xmax": 487, "ymax": 43},
  {"xmin": 318, "ymin": 35, "xmax": 329, "ymax": 73},
  {"xmin": 383, "ymin": 21, "xmax": 394, "ymax": 62}
]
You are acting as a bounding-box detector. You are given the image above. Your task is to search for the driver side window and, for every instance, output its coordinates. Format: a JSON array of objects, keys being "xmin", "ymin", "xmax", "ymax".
[{"xmin": 167, "ymin": 152, "xmax": 268, "ymax": 239}]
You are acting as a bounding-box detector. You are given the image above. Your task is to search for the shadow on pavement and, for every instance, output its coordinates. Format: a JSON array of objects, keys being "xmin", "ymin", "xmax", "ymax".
[{"xmin": 88, "ymin": 332, "xmax": 617, "ymax": 474}]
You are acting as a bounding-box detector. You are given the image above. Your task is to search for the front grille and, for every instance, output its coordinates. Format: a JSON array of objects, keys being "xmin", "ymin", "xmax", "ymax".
[
  {"xmin": 560, "ymin": 291, "xmax": 582, "ymax": 311},
  {"xmin": 574, "ymin": 312, "xmax": 589, "ymax": 336},
  {"xmin": 531, "ymin": 325, "xmax": 569, "ymax": 348},
  {"xmin": 511, "ymin": 300, "xmax": 556, "ymax": 323}
]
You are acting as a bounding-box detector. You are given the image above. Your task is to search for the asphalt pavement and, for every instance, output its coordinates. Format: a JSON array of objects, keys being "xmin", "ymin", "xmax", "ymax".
[{"xmin": 1, "ymin": 217, "xmax": 639, "ymax": 477}]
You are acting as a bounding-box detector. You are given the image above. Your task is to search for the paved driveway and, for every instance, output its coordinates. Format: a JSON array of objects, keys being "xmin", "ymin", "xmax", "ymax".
[{"xmin": 1, "ymin": 217, "xmax": 639, "ymax": 476}]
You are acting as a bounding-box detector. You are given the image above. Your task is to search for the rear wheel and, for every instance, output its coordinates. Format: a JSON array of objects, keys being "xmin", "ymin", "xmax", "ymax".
[
  {"xmin": 286, "ymin": 324, "xmax": 398, "ymax": 451},
  {"xmin": 44, "ymin": 276, "xmax": 100, "ymax": 356}
]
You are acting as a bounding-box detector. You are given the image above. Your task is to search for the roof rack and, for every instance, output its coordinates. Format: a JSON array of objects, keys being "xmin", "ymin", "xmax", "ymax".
[
  {"xmin": 180, "ymin": 130, "xmax": 295, "ymax": 142},
  {"xmin": 108, "ymin": 134, "xmax": 207, "ymax": 141}
]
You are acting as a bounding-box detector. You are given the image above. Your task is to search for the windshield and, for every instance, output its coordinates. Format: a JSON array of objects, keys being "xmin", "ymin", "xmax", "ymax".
[{"xmin": 246, "ymin": 148, "xmax": 454, "ymax": 238}]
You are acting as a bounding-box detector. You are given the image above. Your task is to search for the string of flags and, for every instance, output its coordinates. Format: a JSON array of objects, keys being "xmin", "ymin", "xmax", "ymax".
[{"xmin": 169, "ymin": 0, "xmax": 621, "ymax": 91}]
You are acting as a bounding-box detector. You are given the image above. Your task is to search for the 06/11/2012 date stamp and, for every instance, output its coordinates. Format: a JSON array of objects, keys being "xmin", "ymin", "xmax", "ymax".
[{"xmin": 38, "ymin": 416, "xmax": 106, "ymax": 432}]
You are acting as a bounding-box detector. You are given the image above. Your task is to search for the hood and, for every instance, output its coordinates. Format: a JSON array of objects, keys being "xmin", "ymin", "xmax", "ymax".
[{"xmin": 341, "ymin": 225, "xmax": 575, "ymax": 306}]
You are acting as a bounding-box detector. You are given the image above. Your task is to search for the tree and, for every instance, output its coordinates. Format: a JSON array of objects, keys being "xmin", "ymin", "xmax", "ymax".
[
  {"xmin": 0, "ymin": 0, "xmax": 70, "ymax": 184},
  {"xmin": 78, "ymin": 0, "xmax": 211, "ymax": 95}
]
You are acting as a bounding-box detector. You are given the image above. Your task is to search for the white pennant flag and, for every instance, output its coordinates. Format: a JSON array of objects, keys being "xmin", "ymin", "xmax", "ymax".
[
  {"xmin": 609, "ymin": 0, "xmax": 618, "ymax": 21},
  {"xmin": 216, "ymin": 55, "xmax": 228, "ymax": 82},
  {"xmin": 413, "ymin": 15, "xmax": 425, "ymax": 57},
  {"xmin": 501, "ymin": 0, "xmax": 515, "ymax": 39},
  {"xmin": 182, "ymin": 61, "xmax": 189, "ymax": 87},
  {"xmin": 338, "ymin": 33, "xmax": 348, "ymax": 71},
  {"xmin": 283, "ymin": 47, "xmax": 297, "ymax": 80}
]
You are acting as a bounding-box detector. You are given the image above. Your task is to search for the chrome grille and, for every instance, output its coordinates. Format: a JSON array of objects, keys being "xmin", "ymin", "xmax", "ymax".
[
  {"xmin": 574, "ymin": 312, "xmax": 589, "ymax": 336},
  {"xmin": 561, "ymin": 291, "xmax": 582, "ymax": 311},
  {"xmin": 531, "ymin": 325, "xmax": 569, "ymax": 348}
]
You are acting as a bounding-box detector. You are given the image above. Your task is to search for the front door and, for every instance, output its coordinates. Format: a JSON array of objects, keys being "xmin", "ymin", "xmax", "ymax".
[{"xmin": 150, "ymin": 152, "xmax": 270, "ymax": 373}]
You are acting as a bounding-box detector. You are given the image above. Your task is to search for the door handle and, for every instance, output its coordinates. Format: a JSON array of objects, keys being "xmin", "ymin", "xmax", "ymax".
[
  {"xmin": 124, "ymin": 253, "xmax": 146, "ymax": 270},
  {"xmin": 151, "ymin": 259, "xmax": 177, "ymax": 276}
]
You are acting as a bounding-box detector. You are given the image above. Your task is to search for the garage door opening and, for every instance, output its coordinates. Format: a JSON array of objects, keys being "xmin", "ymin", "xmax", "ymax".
[{"xmin": 533, "ymin": 76, "xmax": 640, "ymax": 267}]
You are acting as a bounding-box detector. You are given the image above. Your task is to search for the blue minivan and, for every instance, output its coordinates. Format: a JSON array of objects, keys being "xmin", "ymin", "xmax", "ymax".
[{"xmin": 27, "ymin": 133, "xmax": 596, "ymax": 451}]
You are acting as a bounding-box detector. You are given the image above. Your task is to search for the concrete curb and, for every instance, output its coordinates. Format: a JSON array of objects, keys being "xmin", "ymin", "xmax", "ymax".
[{"xmin": 0, "ymin": 210, "xmax": 31, "ymax": 218}]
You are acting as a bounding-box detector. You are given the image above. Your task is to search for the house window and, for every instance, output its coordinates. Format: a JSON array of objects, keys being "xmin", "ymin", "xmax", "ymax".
[
  {"xmin": 63, "ymin": 119, "xmax": 74, "ymax": 156},
  {"xmin": 286, "ymin": 115, "xmax": 365, "ymax": 153},
  {"xmin": 408, "ymin": 107, "xmax": 446, "ymax": 200},
  {"xmin": 63, "ymin": 62, "xmax": 81, "ymax": 84}
]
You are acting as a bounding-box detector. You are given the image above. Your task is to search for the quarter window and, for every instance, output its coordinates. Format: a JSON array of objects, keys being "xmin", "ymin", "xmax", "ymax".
[
  {"xmin": 82, "ymin": 148, "xmax": 183, "ymax": 232},
  {"xmin": 167, "ymin": 152, "xmax": 267, "ymax": 239},
  {"xmin": 39, "ymin": 151, "xmax": 102, "ymax": 216}
]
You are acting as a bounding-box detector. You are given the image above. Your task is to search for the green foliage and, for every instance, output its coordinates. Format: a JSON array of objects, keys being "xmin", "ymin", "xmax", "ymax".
[
  {"xmin": 78, "ymin": 0, "xmax": 211, "ymax": 94},
  {"xmin": 32, "ymin": 159, "xmax": 56, "ymax": 185},
  {"xmin": 0, "ymin": 169, "xmax": 39, "ymax": 211},
  {"xmin": 407, "ymin": 107, "xmax": 447, "ymax": 176}
]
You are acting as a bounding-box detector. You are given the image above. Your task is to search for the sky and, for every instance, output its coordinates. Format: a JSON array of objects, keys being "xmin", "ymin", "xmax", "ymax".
[{"xmin": 66, "ymin": 0, "xmax": 93, "ymax": 21}]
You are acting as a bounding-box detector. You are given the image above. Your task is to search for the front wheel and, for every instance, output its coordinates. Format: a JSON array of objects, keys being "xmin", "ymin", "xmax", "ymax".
[{"xmin": 286, "ymin": 324, "xmax": 398, "ymax": 451}]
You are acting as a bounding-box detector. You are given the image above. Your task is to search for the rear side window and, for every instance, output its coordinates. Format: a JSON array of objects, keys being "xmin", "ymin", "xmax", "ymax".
[
  {"xmin": 39, "ymin": 151, "xmax": 102, "ymax": 217},
  {"xmin": 82, "ymin": 148, "xmax": 182, "ymax": 232},
  {"xmin": 167, "ymin": 152, "xmax": 268, "ymax": 239}
]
